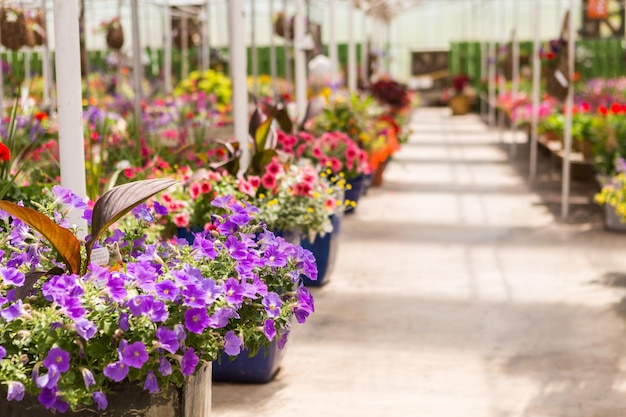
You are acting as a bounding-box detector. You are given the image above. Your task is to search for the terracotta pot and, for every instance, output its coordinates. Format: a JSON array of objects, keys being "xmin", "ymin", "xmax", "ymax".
[
  {"xmin": 371, "ymin": 159, "xmax": 389, "ymax": 187},
  {"xmin": 449, "ymin": 95, "xmax": 470, "ymax": 116}
]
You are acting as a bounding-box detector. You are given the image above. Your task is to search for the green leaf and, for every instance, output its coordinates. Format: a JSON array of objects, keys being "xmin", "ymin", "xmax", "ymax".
[
  {"xmin": 84, "ymin": 178, "xmax": 179, "ymax": 272},
  {"xmin": 0, "ymin": 201, "xmax": 82, "ymax": 274},
  {"xmin": 251, "ymin": 149, "xmax": 278, "ymax": 175},
  {"xmin": 255, "ymin": 108, "xmax": 277, "ymax": 152},
  {"xmin": 248, "ymin": 108, "xmax": 263, "ymax": 153},
  {"xmin": 275, "ymin": 106, "xmax": 294, "ymax": 134},
  {"xmin": 16, "ymin": 267, "xmax": 64, "ymax": 300}
]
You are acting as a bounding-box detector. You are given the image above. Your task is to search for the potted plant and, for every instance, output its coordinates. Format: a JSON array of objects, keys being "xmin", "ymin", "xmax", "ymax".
[
  {"xmin": 448, "ymin": 74, "xmax": 472, "ymax": 116},
  {"xmin": 0, "ymin": 179, "xmax": 317, "ymax": 410},
  {"xmin": 595, "ymin": 156, "xmax": 626, "ymax": 232}
]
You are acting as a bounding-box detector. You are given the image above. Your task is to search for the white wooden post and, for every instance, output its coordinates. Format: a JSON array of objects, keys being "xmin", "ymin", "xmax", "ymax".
[
  {"xmin": 347, "ymin": 1, "xmax": 357, "ymax": 91},
  {"xmin": 251, "ymin": 0, "xmax": 258, "ymax": 98},
  {"xmin": 530, "ymin": 0, "xmax": 541, "ymax": 181},
  {"xmin": 181, "ymin": 13, "xmax": 189, "ymax": 81},
  {"xmin": 269, "ymin": 0, "xmax": 277, "ymax": 95},
  {"xmin": 328, "ymin": 0, "xmax": 338, "ymax": 89},
  {"xmin": 201, "ymin": 0, "xmax": 210, "ymax": 71},
  {"xmin": 294, "ymin": 0, "xmax": 307, "ymax": 120},
  {"xmin": 561, "ymin": 4, "xmax": 575, "ymax": 218},
  {"xmin": 53, "ymin": 0, "xmax": 87, "ymax": 232},
  {"xmin": 282, "ymin": 0, "xmax": 292, "ymax": 89},
  {"xmin": 41, "ymin": 0, "xmax": 53, "ymax": 112},
  {"xmin": 131, "ymin": 0, "xmax": 142, "ymax": 131},
  {"xmin": 228, "ymin": 0, "xmax": 250, "ymax": 173},
  {"xmin": 163, "ymin": 0, "xmax": 172, "ymax": 95},
  {"xmin": 360, "ymin": 10, "xmax": 368, "ymax": 87}
]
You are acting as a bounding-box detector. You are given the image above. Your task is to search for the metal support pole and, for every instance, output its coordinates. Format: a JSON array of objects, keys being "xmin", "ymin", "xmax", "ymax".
[
  {"xmin": 202, "ymin": 0, "xmax": 211, "ymax": 71},
  {"xmin": 283, "ymin": 0, "xmax": 292, "ymax": 90},
  {"xmin": 530, "ymin": 0, "xmax": 541, "ymax": 181},
  {"xmin": 53, "ymin": 0, "xmax": 87, "ymax": 232},
  {"xmin": 41, "ymin": 0, "xmax": 53, "ymax": 112},
  {"xmin": 510, "ymin": 1, "xmax": 520, "ymax": 157},
  {"xmin": 228, "ymin": 0, "xmax": 250, "ymax": 173},
  {"xmin": 181, "ymin": 14, "xmax": 189, "ymax": 80},
  {"xmin": 360, "ymin": 10, "xmax": 368, "ymax": 87},
  {"xmin": 329, "ymin": 0, "xmax": 338, "ymax": 89}
]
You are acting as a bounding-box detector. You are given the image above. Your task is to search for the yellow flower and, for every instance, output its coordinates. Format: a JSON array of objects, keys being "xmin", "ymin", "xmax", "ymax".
[
  {"xmin": 258, "ymin": 193, "xmax": 266, "ymax": 199},
  {"xmin": 312, "ymin": 192, "xmax": 320, "ymax": 198},
  {"xmin": 307, "ymin": 207, "xmax": 314, "ymax": 213},
  {"xmin": 267, "ymin": 199, "xmax": 279, "ymax": 206},
  {"xmin": 339, "ymin": 172, "xmax": 345, "ymax": 178},
  {"xmin": 346, "ymin": 184, "xmax": 352, "ymax": 190}
]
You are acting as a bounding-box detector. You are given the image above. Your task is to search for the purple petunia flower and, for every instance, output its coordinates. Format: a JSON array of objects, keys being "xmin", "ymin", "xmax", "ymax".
[
  {"xmin": 294, "ymin": 287, "xmax": 315, "ymax": 324},
  {"xmin": 144, "ymin": 371, "xmax": 159, "ymax": 394},
  {"xmin": 211, "ymin": 195, "xmax": 233, "ymax": 209},
  {"xmin": 119, "ymin": 340, "xmax": 149, "ymax": 369},
  {"xmin": 277, "ymin": 330, "xmax": 290, "ymax": 350},
  {"xmin": 106, "ymin": 274, "xmax": 127, "ymax": 302},
  {"xmin": 6, "ymin": 381, "xmax": 25, "ymax": 401},
  {"xmin": 81, "ymin": 208, "xmax": 93, "ymax": 226},
  {"xmin": 38, "ymin": 387, "xmax": 58, "ymax": 409},
  {"xmin": 153, "ymin": 201, "xmax": 168, "ymax": 216},
  {"xmin": 80, "ymin": 368, "xmax": 96, "ymax": 388},
  {"xmin": 35, "ymin": 365, "xmax": 60, "ymax": 389},
  {"xmin": 159, "ymin": 356, "xmax": 172, "ymax": 376},
  {"xmin": 143, "ymin": 296, "xmax": 169, "ymax": 322},
  {"xmin": 127, "ymin": 263, "xmax": 157, "ymax": 292},
  {"xmin": 224, "ymin": 235, "xmax": 248, "ymax": 260},
  {"xmin": 263, "ymin": 245, "xmax": 287, "ymax": 268},
  {"xmin": 243, "ymin": 275, "xmax": 268, "ymax": 298},
  {"xmin": 263, "ymin": 319, "xmax": 277, "ymax": 341},
  {"xmin": 262, "ymin": 292, "xmax": 283, "ymax": 318},
  {"xmin": 93, "ymin": 391, "xmax": 108, "ymax": 410},
  {"xmin": 202, "ymin": 278, "xmax": 222, "ymax": 305},
  {"xmin": 76, "ymin": 319, "xmax": 97, "ymax": 341},
  {"xmin": 103, "ymin": 361, "xmax": 128, "ymax": 382},
  {"xmin": 52, "ymin": 185, "xmax": 88, "ymax": 210},
  {"xmin": 155, "ymin": 280, "xmax": 179, "ymax": 301},
  {"xmin": 223, "ymin": 278, "xmax": 244, "ymax": 306},
  {"xmin": 52, "ymin": 398, "xmax": 70, "ymax": 413},
  {"xmin": 118, "ymin": 312, "xmax": 130, "ymax": 331},
  {"xmin": 223, "ymin": 331, "xmax": 243, "ymax": 356},
  {"xmin": 132, "ymin": 204, "xmax": 154, "ymax": 223},
  {"xmin": 1, "ymin": 300, "xmax": 23, "ymax": 322},
  {"xmin": 127, "ymin": 295, "xmax": 147, "ymax": 317},
  {"xmin": 43, "ymin": 348, "xmax": 70, "ymax": 373},
  {"xmin": 180, "ymin": 348, "xmax": 199, "ymax": 376},
  {"xmin": 209, "ymin": 307, "xmax": 237, "ymax": 329},
  {"xmin": 156, "ymin": 327, "xmax": 179, "ymax": 354},
  {"xmin": 193, "ymin": 235, "xmax": 217, "ymax": 259},
  {"xmin": 182, "ymin": 285, "xmax": 207, "ymax": 308},
  {"xmin": 184, "ymin": 308, "xmax": 209, "ymax": 334},
  {"xmin": 0, "ymin": 345, "xmax": 5, "ymax": 360},
  {"xmin": 0, "ymin": 267, "xmax": 25, "ymax": 287}
]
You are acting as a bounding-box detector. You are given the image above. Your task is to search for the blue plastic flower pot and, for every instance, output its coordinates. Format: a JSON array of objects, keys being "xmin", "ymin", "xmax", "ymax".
[
  {"xmin": 177, "ymin": 227, "xmax": 199, "ymax": 244},
  {"xmin": 212, "ymin": 340, "xmax": 284, "ymax": 383},
  {"xmin": 300, "ymin": 214, "xmax": 342, "ymax": 287},
  {"xmin": 362, "ymin": 173, "xmax": 373, "ymax": 196},
  {"xmin": 344, "ymin": 174, "xmax": 366, "ymax": 214}
]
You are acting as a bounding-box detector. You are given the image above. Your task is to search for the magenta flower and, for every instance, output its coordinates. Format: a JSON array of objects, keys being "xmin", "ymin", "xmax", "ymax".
[
  {"xmin": 182, "ymin": 285, "xmax": 207, "ymax": 308},
  {"xmin": 263, "ymin": 246, "xmax": 287, "ymax": 267},
  {"xmin": 184, "ymin": 308, "xmax": 209, "ymax": 334},
  {"xmin": 262, "ymin": 292, "xmax": 282, "ymax": 318},
  {"xmin": 103, "ymin": 361, "xmax": 128, "ymax": 382},
  {"xmin": 93, "ymin": 391, "xmax": 108, "ymax": 410},
  {"xmin": 43, "ymin": 347, "xmax": 70, "ymax": 373},
  {"xmin": 6, "ymin": 381, "xmax": 25, "ymax": 401},
  {"xmin": 263, "ymin": 319, "xmax": 276, "ymax": 341},
  {"xmin": 120, "ymin": 340, "xmax": 149, "ymax": 369},
  {"xmin": 0, "ymin": 345, "xmax": 5, "ymax": 360},
  {"xmin": 180, "ymin": 348, "xmax": 199, "ymax": 376},
  {"xmin": 0, "ymin": 267, "xmax": 24, "ymax": 287},
  {"xmin": 223, "ymin": 331, "xmax": 243, "ymax": 356},
  {"xmin": 143, "ymin": 371, "xmax": 159, "ymax": 394},
  {"xmin": 156, "ymin": 327, "xmax": 179, "ymax": 354}
]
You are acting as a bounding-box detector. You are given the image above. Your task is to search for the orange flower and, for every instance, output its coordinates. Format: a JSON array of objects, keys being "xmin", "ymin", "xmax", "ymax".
[{"xmin": 0, "ymin": 143, "xmax": 10, "ymax": 162}]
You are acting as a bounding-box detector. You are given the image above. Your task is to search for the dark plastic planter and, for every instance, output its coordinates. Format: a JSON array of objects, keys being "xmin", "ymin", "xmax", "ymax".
[
  {"xmin": 212, "ymin": 340, "xmax": 284, "ymax": 383},
  {"xmin": 300, "ymin": 213, "xmax": 342, "ymax": 287},
  {"xmin": 344, "ymin": 174, "xmax": 366, "ymax": 214}
]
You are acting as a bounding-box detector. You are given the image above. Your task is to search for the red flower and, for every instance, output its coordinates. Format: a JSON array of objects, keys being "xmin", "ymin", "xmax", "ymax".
[
  {"xmin": 0, "ymin": 143, "xmax": 11, "ymax": 162},
  {"xmin": 580, "ymin": 102, "xmax": 590, "ymax": 112},
  {"xmin": 34, "ymin": 111, "xmax": 48, "ymax": 121},
  {"xmin": 599, "ymin": 105, "xmax": 608, "ymax": 116},
  {"xmin": 611, "ymin": 103, "xmax": 622, "ymax": 114},
  {"xmin": 545, "ymin": 52, "xmax": 556, "ymax": 60}
]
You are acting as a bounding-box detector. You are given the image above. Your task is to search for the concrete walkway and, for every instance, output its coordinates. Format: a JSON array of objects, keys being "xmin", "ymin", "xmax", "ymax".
[{"xmin": 213, "ymin": 108, "xmax": 626, "ymax": 417}]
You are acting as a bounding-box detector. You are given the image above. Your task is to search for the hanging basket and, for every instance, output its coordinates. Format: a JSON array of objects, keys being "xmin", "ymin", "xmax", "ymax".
[
  {"xmin": 106, "ymin": 20, "xmax": 124, "ymax": 50},
  {"xmin": 31, "ymin": 9, "xmax": 46, "ymax": 46},
  {"xmin": 273, "ymin": 12, "xmax": 293, "ymax": 40},
  {"xmin": 546, "ymin": 12, "xmax": 570, "ymax": 102},
  {"xmin": 172, "ymin": 17, "xmax": 200, "ymax": 49},
  {"xmin": 1, "ymin": 7, "xmax": 27, "ymax": 51}
]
